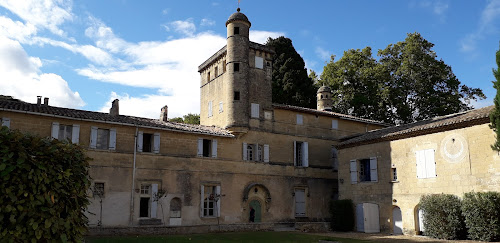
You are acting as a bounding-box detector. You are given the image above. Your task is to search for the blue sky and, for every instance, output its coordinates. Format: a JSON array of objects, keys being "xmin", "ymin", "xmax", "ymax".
[{"xmin": 0, "ymin": 0, "xmax": 498, "ymax": 119}]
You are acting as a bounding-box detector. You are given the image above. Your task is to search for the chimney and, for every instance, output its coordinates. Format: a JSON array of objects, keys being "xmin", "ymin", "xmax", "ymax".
[
  {"xmin": 37, "ymin": 96, "xmax": 42, "ymax": 106},
  {"xmin": 109, "ymin": 99, "xmax": 119, "ymax": 116},
  {"xmin": 43, "ymin": 97, "xmax": 49, "ymax": 106},
  {"xmin": 160, "ymin": 105, "xmax": 168, "ymax": 122}
]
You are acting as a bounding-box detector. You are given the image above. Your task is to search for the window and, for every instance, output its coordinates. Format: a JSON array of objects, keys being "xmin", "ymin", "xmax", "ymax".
[
  {"xmin": 207, "ymin": 71, "xmax": 210, "ymax": 81},
  {"xmin": 234, "ymin": 63, "xmax": 240, "ymax": 72},
  {"xmin": 255, "ymin": 56, "xmax": 264, "ymax": 69},
  {"xmin": 0, "ymin": 117, "xmax": 10, "ymax": 128},
  {"xmin": 294, "ymin": 141, "xmax": 309, "ymax": 167},
  {"xmin": 234, "ymin": 91, "xmax": 240, "ymax": 101},
  {"xmin": 331, "ymin": 146, "xmax": 339, "ymax": 170},
  {"xmin": 51, "ymin": 122, "xmax": 80, "ymax": 143},
  {"xmin": 264, "ymin": 111, "xmax": 272, "ymax": 120},
  {"xmin": 296, "ymin": 114, "xmax": 303, "ymax": 125},
  {"xmin": 90, "ymin": 127, "xmax": 116, "ymax": 150},
  {"xmin": 170, "ymin": 198, "xmax": 182, "ymax": 218},
  {"xmin": 214, "ymin": 66, "xmax": 218, "ymax": 77},
  {"xmin": 416, "ymin": 149, "xmax": 436, "ymax": 179},
  {"xmin": 219, "ymin": 101, "xmax": 223, "ymax": 113},
  {"xmin": 201, "ymin": 184, "xmax": 220, "ymax": 217},
  {"xmin": 332, "ymin": 119, "xmax": 339, "ymax": 129},
  {"xmin": 139, "ymin": 184, "xmax": 159, "ymax": 218},
  {"xmin": 197, "ymin": 138, "xmax": 217, "ymax": 158},
  {"xmin": 350, "ymin": 157, "xmax": 378, "ymax": 184},
  {"xmin": 251, "ymin": 103, "xmax": 259, "ymax": 118},
  {"xmin": 243, "ymin": 143, "xmax": 269, "ymax": 162},
  {"xmin": 234, "ymin": 27, "xmax": 239, "ymax": 35},
  {"xmin": 208, "ymin": 100, "xmax": 213, "ymax": 117},
  {"xmin": 223, "ymin": 62, "xmax": 226, "ymax": 72},
  {"xmin": 391, "ymin": 168, "xmax": 398, "ymax": 181},
  {"xmin": 93, "ymin": 182, "xmax": 104, "ymax": 197},
  {"xmin": 137, "ymin": 132, "xmax": 160, "ymax": 153},
  {"xmin": 295, "ymin": 189, "xmax": 306, "ymax": 217}
]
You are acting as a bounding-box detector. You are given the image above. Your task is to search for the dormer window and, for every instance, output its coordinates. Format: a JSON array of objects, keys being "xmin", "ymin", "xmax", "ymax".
[{"xmin": 234, "ymin": 27, "xmax": 240, "ymax": 35}]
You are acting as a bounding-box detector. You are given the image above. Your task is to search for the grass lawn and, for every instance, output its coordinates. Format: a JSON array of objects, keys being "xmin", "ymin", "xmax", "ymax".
[{"xmin": 85, "ymin": 231, "xmax": 370, "ymax": 243}]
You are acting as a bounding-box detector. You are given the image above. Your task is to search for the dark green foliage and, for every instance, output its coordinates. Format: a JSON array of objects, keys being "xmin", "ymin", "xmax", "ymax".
[
  {"xmin": 462, "ymin": 192, "xmax": 500, "ymax": 241},
  {"xmin": 266, "ymin": 36, "xmax": 317, "ymax": 108},
  {"xmin": 330, "ymin": 199, "xmax": 354, "ymax": 231},
  {"xmin": 169, "ymin": 113, "xmax": 200, "ymax": 124},
  {"xmin": 490, "ymin": 43, "xmax": 500, "ymax": 151},
  {"xmin": 0, "ymin": 127, "xmax": 91, "ymax": 242},
  {"xmin": 419, "ymin": 194, "xmax": 466, "ymax": 240}
]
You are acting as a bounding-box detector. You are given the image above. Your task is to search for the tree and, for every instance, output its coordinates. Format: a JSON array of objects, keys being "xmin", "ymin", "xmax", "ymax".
[
  {"xmin": 0, "ymin": 127, "xmax": 91, "ymax": 242},
  {"xmin": 320, "ymin": 47, "xmax": 392, "ymax": 122},
  {"xmin": 169, "ymin": 114, "xmax": 200, "ymax": 124},
  {"xmin": 169, "ymin": 117, "xmax": 183, "ymax": 123},
  {"xmin": 491, "ymin": 43, "xmax": 500, "ymax": 151},
  {"xmin": 266, "ymin": 36, "xmax": 317, "ymax": 108},
  {"xmin": 378, "ymin": 33, "xmax": 484, "ymax": 124}
]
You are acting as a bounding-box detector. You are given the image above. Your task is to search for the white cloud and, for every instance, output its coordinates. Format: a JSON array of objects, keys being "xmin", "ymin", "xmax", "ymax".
[
  {"xmin": 0, "ymin": 37, "xmax": 84, "ymax": 107},
  {"xmin": 162, "ymin": 8, "xmax": 169, "ymax": 15},
  {"xmin": 460, "ymin": 0, "xmax": 500, "ymax": 53},
  {"xmin": 0, "ymin": 0, "xmax": 73, "ymax": 36},
  {"xmin": 249, "ymin": 30, "xmax": 285, "ymax": 44},
  {"xmin": 200, "ymin": 18, "xmax": 215, "ymax": 27},
  {"xmin": 0, "ymin": 16, "xmax": 37, "ymax": 42},
  {"xmin": 167, "ymin": 19, "xmax": 196, "ymax": 37},
  {"xmin": 433, "ymin": 1, "xmax": 449, "ymax": 15},
  {"xmin": 315, "ymin": 47, "xmax": 330, "ymax": 60}
]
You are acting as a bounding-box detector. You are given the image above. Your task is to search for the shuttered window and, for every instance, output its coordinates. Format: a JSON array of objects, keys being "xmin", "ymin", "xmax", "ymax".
[{"xmin": 416, "ymin": 149, "xmax": 436, "ymax": 179}]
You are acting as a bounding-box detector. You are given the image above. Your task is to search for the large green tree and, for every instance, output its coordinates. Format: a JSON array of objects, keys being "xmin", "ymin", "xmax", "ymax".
[
  {"xmin": 169, "ymin": 113, "xmax": 200, "ymax": 124},
  {"xmin": 266, "ymin": 36, "xmax": 317, "ymax": 108},
  {"xmin": 320, "ymin": 47, "xmax": 392, "ymax": 122},
  {"xmin": 490, "ymin": 43, "xmax": 500, "ymax": 151}
]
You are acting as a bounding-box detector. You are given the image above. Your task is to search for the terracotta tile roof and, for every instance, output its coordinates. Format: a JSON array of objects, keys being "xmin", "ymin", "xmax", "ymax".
[
  {"xmin": 337, "ymin": 106, "xmax": 493, "ymax": 149},
  {"xmin": 0, "ymin": 99, "xmax": 234, "ymax": 137},
  {"xmin": 272, "ymin": 103, "xmax": 390, "ymax": 126}
]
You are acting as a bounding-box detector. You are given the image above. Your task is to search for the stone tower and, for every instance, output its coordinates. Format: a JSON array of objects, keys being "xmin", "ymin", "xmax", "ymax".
[{"xmin": 317, "ymin": 86, "xmax": 333, "ymax": 111}]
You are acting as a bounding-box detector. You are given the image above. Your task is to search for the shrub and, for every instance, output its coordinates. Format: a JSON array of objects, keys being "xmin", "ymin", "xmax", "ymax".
[
  {"xmin": 330, "ymin": 199, "xmax": 354, "ymax": 231},
  {"xmin": 419, "ymin": 194, "xmax": 466, "ymax": 240},
  {"xmin": 0, "ymin": 127, "xmax": 91, "ymax": 242},
  {"xmin": 462, "ymin": 192, "xmax": 500, "ymax": 241}
]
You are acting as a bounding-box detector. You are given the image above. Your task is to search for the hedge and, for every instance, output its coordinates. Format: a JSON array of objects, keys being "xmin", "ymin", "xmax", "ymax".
[
  {"xmin": 0, "ymin": 127, "xmax": 91, "ymax": 242},
  {"xmin": 462, "ymin": 192, "xmax": 500, "ymax": 241},
  {"xmin": 330, "ymin": 199, "xmax": 354, "ymax": 231},
  {"xmin": 419, "ymin": 194, "xmax": 466, "ymax": 240}
]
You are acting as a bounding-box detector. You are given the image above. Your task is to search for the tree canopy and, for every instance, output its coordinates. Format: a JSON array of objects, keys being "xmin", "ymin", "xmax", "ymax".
[
  {"xmin": 169, "ymin": 113, "xmax": 200, "ymax": 124},
  {"xmin": 490, "ymin": 43, "xmax": 500, "ymax": 151},
  {"xmin": 266, "ymin": 36, "xmax": 317, "ymax": 108},
  {"xmin": 321, "ymin": 33, "xmax": 485, "ymax": 124}
]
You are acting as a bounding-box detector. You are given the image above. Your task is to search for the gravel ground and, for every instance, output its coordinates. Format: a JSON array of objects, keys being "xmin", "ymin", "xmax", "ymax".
[{"xmin": 312, "ymin": 232, "xmax": 495, "ymax": 243}]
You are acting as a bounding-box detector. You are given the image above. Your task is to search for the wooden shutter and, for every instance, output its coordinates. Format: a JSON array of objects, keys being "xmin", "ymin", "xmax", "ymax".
[
  {"xmin": 197, "ymin": 138, "xmax": 203, "ymax": 157},
  {"xmin": 293, "ymin": 141, "xmax": 297, "ymax": 166},
  {"xmin": 153, "ymin": 133, "xmax": 160, "ymax": 153},
  {"xmin": 296, "ymin": 114, "xmax": 303, "ymax": 125},
  {"xmin": 208, "ymin": 101, "xmax": 213, "ymax": 117},
  {"xmin": 350, "ymin": 159, "xmax": 358, "ymax": 184},
  {"xmin": 416, "ymin": 150, "xmax": 426, "ymax": 179},
  {"xmin": 425, "ymin": 149, "xmax": 436, "ymax": 178},
  {"xmin": 332, "ymin": 119, "xmax": 338, "ymax": 129},
  {"xmin": 1, "ymin": 118, "xmax": 10, "ymax": 128},
  {"xmin": 251, "ymin": 103, "xmax": 259, "ymax": 118},
  {"xmin": 302, "ymin": 142, "xmax": 309, "ymax": 167},
  {"xmin": 109, "ymin": 128, "xmax": 116, "ymax": 150},
  {"xmin": 90, "ymin": 126, "xmax": 98, "ymax": 149},
  {"xmin": 51, "ymin": 122, "xmax": 59, "ymax": 139},
  {"xmin": 295, "ymin": 189, "xmax": 306, "ymax": 217},
  {"xmin": 263, "ymin": 144, "xmax": 269, "ymax": 163},
  {"xmin": 151, "ymin": 184, "xmax": 158, "ymax": 218},
  {"xmin": 211, "ymin": 139, "xmax": 217, "ymax": 158},
  {"xmin": 200, "ymin": 185, "xmax": 204, "ymax": 217},
  {"xmin": 71, "ymin": 124, "xmax": 80, "ymax": 144},
  {"xmin": 370, "ymin": 157, "xmax": 378, "ymax": 182},
  {"xmin": 137, "ymin": 131, "xmax": 143, "ymax": 152},
  {"xmin": 216, "ymin": 185, "xmax": 221, "ymax": 217},
  {"xmin": 242, "ymin": 143, "xmax": 247, "ymax": 161}
]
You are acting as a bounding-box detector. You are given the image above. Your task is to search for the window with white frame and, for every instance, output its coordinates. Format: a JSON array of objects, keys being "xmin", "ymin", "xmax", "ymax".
[
  {"xmin": 90, "ymin": 127, "xmax": 116, "ymax": 150},
  {"xmin": 1, "ymin": 117, "xmax": 10, "ymax": 128},
  {"xmin": 200, "ymin": 184, "xmax": 220, "ymax": 217},
  {"xmin": 416, "ymin": 149, "xmax": 436, "ymax": 179},
  {"xmin": 242, "ymin": 143, "xmax": 269, "ymax": 162},
  {"xmin": 197, "ymin": 138, "xmax": 217, "ymax": 158},
  {"xmin": 294, "ymin": 188, "xmax": 306, "ymax": 217},
  {"xmin": 139, "ymin": 183, "xmax": 159, "ymax": 218},
  {"xmin": 251, "ymin": 103, "xmax": 259, "ymax": 118},
  {"xmin": 51, "ymin": 122, "xmax": 80, "ymax": 143},
  {"xmin": 255, "ymin": 56, "xmax": 264, "ymax": 69},
  {"xmin": 208, "ymin": 101, "xmax": 213, "ymax": 117},
  {"xmin": 296, "ymin": 114, "xmax": 303, "ymax": 125},
  {"xmin": 294, "ymin": 141, "xmax": 309, "ymax": 167},
  {"xmin": 350, "ymin": 157, "xmax": 378, "ymax": 184},
  {"xmin": 137, "ymin": 132, "xmax": 160, "ymax": 153}
]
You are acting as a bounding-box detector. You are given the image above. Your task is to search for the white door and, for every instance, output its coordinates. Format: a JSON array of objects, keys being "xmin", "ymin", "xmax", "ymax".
[
  {"xmin": 356, "ymin": 204, "xmax": 364, "ymax": 232},
  {"xmin": 417, "ymin": 208, "xmax": 425, "ymax": 234},
  {"xmin": 363, "ymin": 203, "xmax": 380, "ymax": 233},
  {"xmin": 392, "ymin": 207, "xmax": 403, "ymax": 235}
]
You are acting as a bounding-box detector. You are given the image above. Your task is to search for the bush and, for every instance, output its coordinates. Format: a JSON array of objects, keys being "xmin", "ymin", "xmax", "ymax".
[
  {"xmin": 419, "ymin": 194, "xmax": 466, "ymax": 240},
  {"xmin": 330, "ymin": 199, "xmax": 354, "ymax": 231},
  {"xmin": 0, "ymin": 127, "xmax": 91, "ymax": 242},
  {"xmin": 462, "ymin": 192, "xmax": 500, "ymax": 241}
]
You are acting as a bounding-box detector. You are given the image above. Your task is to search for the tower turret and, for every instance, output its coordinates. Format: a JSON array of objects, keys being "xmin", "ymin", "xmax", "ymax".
[{"xmin": 317, "ymin": 86, "xmax": 333, "ymax": 111}]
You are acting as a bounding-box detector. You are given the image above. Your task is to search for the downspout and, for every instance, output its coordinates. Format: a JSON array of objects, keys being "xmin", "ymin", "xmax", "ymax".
[{"xmin": 129, "ymin": 127, "xmax": 138, "ymax": 226}]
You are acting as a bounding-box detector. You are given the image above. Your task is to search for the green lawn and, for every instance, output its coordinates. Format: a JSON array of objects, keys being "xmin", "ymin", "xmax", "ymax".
[{"xmin": 85, "ymin": 232, "xmax": 369, "ymax": 243}]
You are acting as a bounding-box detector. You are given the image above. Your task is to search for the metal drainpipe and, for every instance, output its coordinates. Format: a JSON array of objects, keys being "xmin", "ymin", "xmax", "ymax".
[{"xmin": 129, "ymin": 127, "xmax": 138, "ymax": 226}]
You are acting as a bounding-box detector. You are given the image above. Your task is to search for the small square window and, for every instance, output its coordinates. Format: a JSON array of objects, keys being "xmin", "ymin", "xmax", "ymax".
[
  {"xmin": 234, "ymin": 91, "xmax": 240, "ymax": 101},
  {"xmin": 93, "ymin": 183, "xmax": 104, "ymax": 197},
  {"xmin": 141, "ymin": 185, "xmax": 150, "ymax": 195},
  {"xmin": 234, "ymin": 63, "xmax": 240, "ymax": 72},
  {"xmin": 234, "ymin": 27, "xmax": 239, "ymax": 35}
]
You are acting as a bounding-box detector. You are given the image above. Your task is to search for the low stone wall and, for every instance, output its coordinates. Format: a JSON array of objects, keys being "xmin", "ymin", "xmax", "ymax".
[{"xmin": 88, "ymin": 222, "xmax": 331, "ymax": 236}]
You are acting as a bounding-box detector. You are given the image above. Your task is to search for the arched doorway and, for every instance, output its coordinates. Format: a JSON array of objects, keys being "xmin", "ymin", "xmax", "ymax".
[
  {"xmin": 392, "ymin": 206, "xmax": 403, "ymax": 235},
  {"xmin": 416, "ymin": 207, "xmax": 425, "ymax": 235},
  {"xmin": 249, "ymin": 200, "xmax": 261, "ymax": 222}
]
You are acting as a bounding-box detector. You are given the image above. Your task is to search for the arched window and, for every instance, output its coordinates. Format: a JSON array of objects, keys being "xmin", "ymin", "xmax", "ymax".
[{"xmin": 170, "ymin": 197, "xmax": 182, "ymax": 218}]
